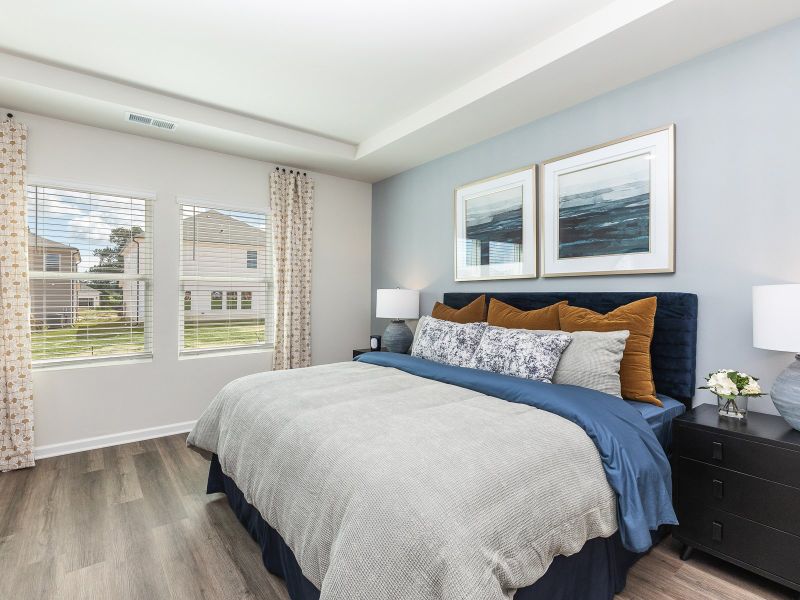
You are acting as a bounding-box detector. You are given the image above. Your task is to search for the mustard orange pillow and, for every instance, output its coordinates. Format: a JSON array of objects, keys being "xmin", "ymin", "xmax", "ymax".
[
  {"xmin": 558, "ymin": 297, "xmax": 660, "ymax": 406},
  {"xmin": 431, "ymin": 295, "xmax": 486, "ymax": 324},
  {"xmin": 487, "ymin": 299, "xmax": 566, "ymax": 331}
]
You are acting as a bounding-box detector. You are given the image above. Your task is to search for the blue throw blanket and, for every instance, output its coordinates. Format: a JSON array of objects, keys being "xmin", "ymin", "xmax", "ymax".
[{"xmin": 355, "ymin": 352, "xmax": 677, "ymax": 553}]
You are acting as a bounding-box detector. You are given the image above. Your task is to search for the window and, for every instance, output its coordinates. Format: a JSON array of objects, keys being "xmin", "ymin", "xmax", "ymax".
[
  {"xmin": 179, "ymin": 203, "xmax": 273, "ymax": 353},
  {"xmin": 211, "ymin": 291, "xmax": 223, "ymax": 310},
  {"xmin": 226, "ymin": 291, "xmax": 238, "ymax": 310},
  {"xmin": 27, "ymin": 184, "xmax": 153, "ymax": 364},
  {"xmin": 45, "ymin": 253, "xmax": 61, "ymax": 271},
  {"xmin": 184, "ymin": 291, "xmax": 192, "ymax": 311}
]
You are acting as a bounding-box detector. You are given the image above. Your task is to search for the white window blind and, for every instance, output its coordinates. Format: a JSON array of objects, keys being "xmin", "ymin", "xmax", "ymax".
[
  {"xmin": 179, "ymin": 203, "xmax": 273, "ymax": 353},
  {"xmin": 27, "ymin": 184, "xmax": 153, "ymax": 365}
]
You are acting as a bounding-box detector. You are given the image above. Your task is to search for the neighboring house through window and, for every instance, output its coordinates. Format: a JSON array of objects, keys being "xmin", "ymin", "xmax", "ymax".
[
  {"xmin": 179, "ymin": 203, "xmax": 273, "ymax": 353},
  {"xmin": 27, "ymin": 184, "xmax": 153, "ymax": 364}
]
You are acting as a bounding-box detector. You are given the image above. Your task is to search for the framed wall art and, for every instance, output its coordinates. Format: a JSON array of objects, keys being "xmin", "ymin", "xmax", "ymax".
[
  {"xmin": 454, "ymin": 166, "xmax": 536, "ymax": 281},
  {"xmin": 540, "ymin": 125, "xmax": 675, "ymax": 277}
]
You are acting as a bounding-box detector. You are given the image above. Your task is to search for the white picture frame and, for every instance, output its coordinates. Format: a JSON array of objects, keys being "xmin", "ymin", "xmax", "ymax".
[
  {"xmin": 453, "ymin": 166, "xmax": 536, "ymax": 281},
  {"xmin": 540, "ymin": 125, "xmax": 675, "ymax": 277}
]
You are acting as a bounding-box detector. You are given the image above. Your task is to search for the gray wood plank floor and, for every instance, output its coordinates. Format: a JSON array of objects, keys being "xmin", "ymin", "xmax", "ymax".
[{"xmin": 0, "ymin": 434, "xmax": 793, "ymax": 600}]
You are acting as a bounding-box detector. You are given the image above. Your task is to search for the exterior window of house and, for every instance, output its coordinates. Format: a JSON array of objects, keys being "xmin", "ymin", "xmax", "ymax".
[
  {"xmin": 45, "ymin": 253, "xmax": 61, "ymax": 271},
  {"xmin": 179, "ymin": 202, "xmax": 273, "ymax": 353},
  {"xmin": 184, "ymin": 291, "xmax": 192, "ymax": 311},
  {"xmin": 226, "ymin": 291, "xmax": 238, "ymax": 310},
  {"xmin": 26, "ymin": 184, "xmax": 153, "ymax": 365},
  {"xmin": 211, "ymin": 291, "xmax": 223, "ymax": 310},
  {"xmin": 241, "ymin": 291, "xmax": 252, "ymax": 310}
]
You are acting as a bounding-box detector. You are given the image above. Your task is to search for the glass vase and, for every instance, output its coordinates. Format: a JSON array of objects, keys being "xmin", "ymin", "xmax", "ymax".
[{"xmin": 717, "ymin": 395, "xmax": 748, "ymax": 420}]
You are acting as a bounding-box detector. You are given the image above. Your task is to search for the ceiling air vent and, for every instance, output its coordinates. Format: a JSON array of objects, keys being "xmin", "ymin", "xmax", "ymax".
[{"xmin": 125, "ymin": 112, "xmax": 177, "ymax": 131}]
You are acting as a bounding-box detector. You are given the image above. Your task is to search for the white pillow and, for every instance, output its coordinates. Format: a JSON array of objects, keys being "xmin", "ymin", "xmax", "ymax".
[
  {"xmin": 469, "ymin": 326, "xmax": 572, "ymax": 383},
  {"xmin": 533, "ymin": 329, "xmax": 630, "ymax": 397},
  {"xmin": 410, "ymin": 316, "xmax": 486, "ymax": 368}
]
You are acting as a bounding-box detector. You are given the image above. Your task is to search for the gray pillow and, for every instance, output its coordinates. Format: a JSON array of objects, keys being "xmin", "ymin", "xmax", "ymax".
[
  {"xmin": 547, "ymin": 330, "xmax": 630, "ymax": 397},
  {"xmin": 410, "ymin": 315, "xmax": 427, "ymax": 351},
  {"xmin": 469, "ymin": 326, "xmax": 572, "ymax": 383},
  {"xmin": 411, "ymin": 316, "xmax": 486, "ymax": 368}
]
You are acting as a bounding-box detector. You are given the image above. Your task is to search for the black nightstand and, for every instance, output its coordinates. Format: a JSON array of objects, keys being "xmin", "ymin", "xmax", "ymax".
[
  {"xmin": 352, "ymin": 348, "xmax": 388, "ymax": 358},
  {"xmin": 673, "ymin": 404, "xmax": 800, "ymax": 595}
]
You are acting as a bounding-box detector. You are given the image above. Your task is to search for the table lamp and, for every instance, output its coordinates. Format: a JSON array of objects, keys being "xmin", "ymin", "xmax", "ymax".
[
  {"xmin": 753, "ymin": 284, "xmax": 800, "ymax": 430},
  {"xmin": 376, "ymin": 288, "xmax": 419, "ymax": 354}
]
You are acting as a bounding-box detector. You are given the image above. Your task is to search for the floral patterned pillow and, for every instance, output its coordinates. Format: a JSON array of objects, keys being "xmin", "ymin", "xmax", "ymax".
[
  {"xmin": 469, "ymin": 326, "xmax": 572, "ymax": 383},
  {"xmin": 411, "ymin": 316, "xmax": 487, "ymax": 368}
]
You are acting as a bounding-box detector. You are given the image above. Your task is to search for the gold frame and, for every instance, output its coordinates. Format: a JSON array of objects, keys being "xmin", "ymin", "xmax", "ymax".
[
  {"xmin": 453, "ymin": 165, "xmax": 537, "ymax": 282},
  {"xmin": 538, "ymin": 124, "xmax": 675, "ymax": 278}
]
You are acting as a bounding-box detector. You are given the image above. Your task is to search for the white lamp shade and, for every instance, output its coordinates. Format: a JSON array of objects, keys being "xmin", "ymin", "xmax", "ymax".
[
  {"xmin": 753, "ymin": 284, "xmax": 800, "ymax": 352},
  {"xmin": 376, "ymin": 288, "xmax": 419, "ymax": 320}
]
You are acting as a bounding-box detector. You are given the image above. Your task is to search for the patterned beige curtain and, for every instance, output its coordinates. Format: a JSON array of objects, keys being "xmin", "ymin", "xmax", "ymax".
[
  {"xmin": 0, "ymin": 119, "xmax": 34, "ymax": 472},
  {"xmin": 270, "ymin": 169, "xmax": 314, "ymax": 370}
]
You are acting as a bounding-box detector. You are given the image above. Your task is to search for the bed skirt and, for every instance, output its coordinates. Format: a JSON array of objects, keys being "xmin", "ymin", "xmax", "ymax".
[{"xmin": 207, "ymin": 454, "xmax": 651, "ymax": 600}]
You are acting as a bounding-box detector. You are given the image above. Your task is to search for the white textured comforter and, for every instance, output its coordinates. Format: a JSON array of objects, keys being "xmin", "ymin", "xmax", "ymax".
[{"xmin": 187, "ymin": 360, "xmax": 618, "ymax": 600}]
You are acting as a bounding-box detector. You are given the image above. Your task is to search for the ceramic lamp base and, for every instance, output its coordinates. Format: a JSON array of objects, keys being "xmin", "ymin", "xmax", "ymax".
[
  {"xmin": 771, "ymin": 355, "xmax": 800, "ymax": 431},
  {"xmin": 383, "ymin": 320, "xmax": 413, "ymax": 354}
]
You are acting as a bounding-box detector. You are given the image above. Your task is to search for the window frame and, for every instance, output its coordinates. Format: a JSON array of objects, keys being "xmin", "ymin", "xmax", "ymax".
[
  {"xmin": 226, "ymin": 290, "xmax": 238, "ymax": 310},
  {"xmin": 241, "ymin": 291, "xmax": 253, "ymax": 310},
  {"xmin": 44, "ymin": 253, "xmax": 61, "ymax": 272},
  {"xmin": 210, "ymin": 290, "xmax": 223, "ymax": 310},
  {"xmin": 177, "ymin": 197, "xmax": 273, "ymax": 356},
  {"xmin": 27, "ymin": 178, "xmax": 156, "ymax": 369}
]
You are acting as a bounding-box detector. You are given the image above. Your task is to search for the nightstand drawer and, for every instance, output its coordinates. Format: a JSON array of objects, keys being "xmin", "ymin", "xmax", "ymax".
[
  {"xmin": 674, "ymin": 425, "xmax": 800, "ymax": 488},
  {"xmin": 676, "ymin": 457, "xmax": 800, "ymax": 536},
  {"xmin": 676, "ymin": 505, "xmax": 800, "ymax": 586}
]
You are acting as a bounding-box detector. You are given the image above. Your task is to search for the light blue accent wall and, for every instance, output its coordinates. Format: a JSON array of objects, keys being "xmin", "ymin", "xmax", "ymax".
[{"xmin": 371, "ymin": 19, "xmax": 800, "ymax": 412}]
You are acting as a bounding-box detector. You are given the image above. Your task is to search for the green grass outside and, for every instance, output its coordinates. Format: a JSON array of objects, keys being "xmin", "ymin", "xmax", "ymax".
[{"xmin": 32, "ymin": 309, "xmax": 266, "ymax": 361}]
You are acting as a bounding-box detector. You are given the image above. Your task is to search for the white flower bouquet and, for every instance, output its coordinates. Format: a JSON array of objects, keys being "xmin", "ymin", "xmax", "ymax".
[{"xmin": 700, "ymin": 369, "xmax": 764, "ymax": 419}]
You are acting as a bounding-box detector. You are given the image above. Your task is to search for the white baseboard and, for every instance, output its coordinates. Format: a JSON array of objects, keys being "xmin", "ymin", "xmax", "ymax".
[{"xmin": 34, "ymin": 420, "xmax": 197, "ymax": 459}]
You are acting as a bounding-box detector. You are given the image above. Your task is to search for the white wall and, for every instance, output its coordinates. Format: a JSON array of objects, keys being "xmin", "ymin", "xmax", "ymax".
[{"xmin": 7, "ymin": 110, "xmax": 371, "ymax": 452}]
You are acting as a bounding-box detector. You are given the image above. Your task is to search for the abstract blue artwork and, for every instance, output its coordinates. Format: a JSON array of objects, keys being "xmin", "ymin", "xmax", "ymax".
[{"xmin": 558, "ymin": 155, "xmax": 651, "ymax": 259}]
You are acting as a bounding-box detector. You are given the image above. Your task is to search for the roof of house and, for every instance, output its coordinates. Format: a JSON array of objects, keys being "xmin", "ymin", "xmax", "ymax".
[
  {"xmin": 180, "ymin": 209, "xmax": 266, "ymax": 246},
  {"xmin": 28, "ymin": 231, "xmax": 80, "ymax": 252},
  {"xmin": 28, "ymin": 231, "xmax": 82, "ymax": 264}
]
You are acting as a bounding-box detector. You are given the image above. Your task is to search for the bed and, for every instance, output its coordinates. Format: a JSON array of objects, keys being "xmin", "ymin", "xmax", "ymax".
[{"xmin": 189, "ymin": 291, "xmax": 698, "ymax": 600}]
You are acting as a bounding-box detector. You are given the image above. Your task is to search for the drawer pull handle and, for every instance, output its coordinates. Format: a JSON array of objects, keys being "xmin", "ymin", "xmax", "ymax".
[
  {"xmin": 711, "ymin": 521, "xmax": 723, "ymax": 543},
  {"xmin": 712, "ymin": 479, "xmax": 724, "ymax": 500},
  {"xmin": 712, "ymin": 441, "xmax": 724, "ymax": 461}
]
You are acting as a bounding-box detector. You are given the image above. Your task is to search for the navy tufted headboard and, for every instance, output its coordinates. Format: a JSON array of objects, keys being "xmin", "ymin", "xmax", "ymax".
[{"xmin": 442, "ymin": 292, "xmax": 698, "ymax": 407}]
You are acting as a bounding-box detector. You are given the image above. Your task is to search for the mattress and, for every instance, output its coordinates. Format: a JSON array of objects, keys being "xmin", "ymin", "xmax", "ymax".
[{"xmin": 625, "ymin": 395, "xmax": 686, "ymax": 450}]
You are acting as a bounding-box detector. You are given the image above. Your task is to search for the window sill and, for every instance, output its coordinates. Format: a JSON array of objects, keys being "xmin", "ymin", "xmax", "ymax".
[
  {"xmin": 33, "ymin": 353, "xmax": 154, "ymax": 371},
  {"xmin": 178, "ymin": 345, "xmax": 273, "ymax": 361}
]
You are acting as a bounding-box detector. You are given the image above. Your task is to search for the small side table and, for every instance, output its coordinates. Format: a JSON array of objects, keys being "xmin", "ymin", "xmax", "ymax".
[{"xmin": 672, "ymin": 404, "xmax": 800, "ymax": 596}]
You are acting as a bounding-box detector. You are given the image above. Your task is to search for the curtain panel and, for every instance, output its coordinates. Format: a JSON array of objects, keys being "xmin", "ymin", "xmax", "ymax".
[
  {"xmin": 0, "ymin": 119, "xmax": 34, "ymax": 472},
  {"xmin": 270, "ymin": 170, "xmax": 314, "ymax": 370}
]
